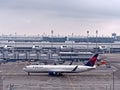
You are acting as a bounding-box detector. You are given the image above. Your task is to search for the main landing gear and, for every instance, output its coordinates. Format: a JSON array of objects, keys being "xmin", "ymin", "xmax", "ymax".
[
  {"xmin": 28, "ymin": 72, "xmax": 30, "ymax": 76},
  {"xmin": 48, "ymin": 72, "xmax": 63, "ymax": 76}
]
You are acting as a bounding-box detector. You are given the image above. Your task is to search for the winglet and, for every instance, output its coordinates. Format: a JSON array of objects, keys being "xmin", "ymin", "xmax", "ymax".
[{"xmin": 85, "ymin": 53, "xmax": 99, "ymax": 66}]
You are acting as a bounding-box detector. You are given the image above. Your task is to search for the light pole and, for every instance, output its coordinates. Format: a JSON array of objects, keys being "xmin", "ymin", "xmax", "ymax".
[
  {"xmin": 87, "ymin": 31, "xmax": 89, "ymax": 52},
  {"xmin": 51, "ymin": 30, "xmax": 54, "ymax": 48},
  {"xmin": 72, "ymin": 33, "xmax": 74, "ymax": 52},
  {"xmin": 50, "ymin": 30, "xmax": 53, "ymax": 59},
  {"xmin": 1, "ymin": 75, "xmax": 4, "ymax": 90},
  {"xmin": 96, "ymin": 30, "xmax": 98, "ymax": 52},
  {"xmin": 113, "ymin": 71, "xmax": 115, "ymax": 90}
]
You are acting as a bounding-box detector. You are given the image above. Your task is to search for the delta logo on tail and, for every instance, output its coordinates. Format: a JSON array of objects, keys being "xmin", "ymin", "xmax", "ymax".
[{"xmin": 85, "ymin": 53, "xmax": 99, "ymax": 66}]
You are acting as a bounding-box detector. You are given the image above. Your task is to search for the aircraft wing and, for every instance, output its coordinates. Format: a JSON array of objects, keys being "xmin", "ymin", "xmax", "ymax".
[
  {"xmin": 49, "ymin": 65, "xmax": 78, "ymax": 73},
  {"xmin": 49, "ymin": 69, "xmax": 69, "ymax": 73}
]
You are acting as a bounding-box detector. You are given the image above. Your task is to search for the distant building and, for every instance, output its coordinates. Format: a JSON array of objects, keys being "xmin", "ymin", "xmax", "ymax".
[{"xmin": 0, "ymin": 35, "xmax": 115, "ymax": 43}]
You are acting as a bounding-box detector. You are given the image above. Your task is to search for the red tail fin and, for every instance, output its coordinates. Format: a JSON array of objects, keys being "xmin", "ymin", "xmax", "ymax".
[{"xmin": 85, "ymin": 53, "xmax": 99, "ymax": 66}]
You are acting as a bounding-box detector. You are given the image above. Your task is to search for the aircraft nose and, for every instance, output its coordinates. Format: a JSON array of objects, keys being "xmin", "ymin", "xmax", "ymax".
[{"xmin": 23, "ymin": 67, "xmax": 27, "ymax": 71}]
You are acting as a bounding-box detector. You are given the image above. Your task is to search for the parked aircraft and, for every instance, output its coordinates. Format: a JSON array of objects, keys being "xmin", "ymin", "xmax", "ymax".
[{"xmin": 23, "ymin": 53, "xmax": 102, "ymax": 76}]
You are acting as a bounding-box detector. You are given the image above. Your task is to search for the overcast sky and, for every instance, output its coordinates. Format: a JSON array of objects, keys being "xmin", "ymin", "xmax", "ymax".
[{"xmin": 0, "ymin": 0, "xmax": 120, "ymax": 36}]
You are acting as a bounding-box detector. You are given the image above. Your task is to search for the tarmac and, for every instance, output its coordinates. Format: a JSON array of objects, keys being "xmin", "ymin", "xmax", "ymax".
[{"xmin": 0, "ymin": 54, "xmax": 120, "ymax": 90}]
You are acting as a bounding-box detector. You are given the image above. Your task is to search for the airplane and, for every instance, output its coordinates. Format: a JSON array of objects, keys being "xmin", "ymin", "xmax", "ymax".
[{"xmin": 23, "ymin": 53, "xmax": 102, "ymax": 76}]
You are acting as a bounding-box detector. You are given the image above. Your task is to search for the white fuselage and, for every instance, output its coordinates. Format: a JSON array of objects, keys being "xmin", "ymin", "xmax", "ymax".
[{"xmin": 23, "ymin": 65, "xmax": 96, "ymax": 73}]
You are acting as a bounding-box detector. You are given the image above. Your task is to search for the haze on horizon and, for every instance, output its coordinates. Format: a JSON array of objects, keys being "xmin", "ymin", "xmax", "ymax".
[{"xmin": 0, "ymin": 0, "xmax": 120, "ymax": 37}]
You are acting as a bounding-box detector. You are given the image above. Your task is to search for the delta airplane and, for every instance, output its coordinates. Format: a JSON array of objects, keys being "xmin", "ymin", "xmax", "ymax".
[{"xmin": 23, "ymin": 53, "xmax": 101, "ymax": 76}]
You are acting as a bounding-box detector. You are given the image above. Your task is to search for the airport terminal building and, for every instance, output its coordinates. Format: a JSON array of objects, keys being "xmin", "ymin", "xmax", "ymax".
[{"xmin": 0, "ymin": 35, "xmax": 120, "ymax": 63}]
